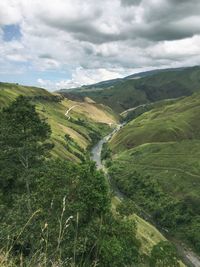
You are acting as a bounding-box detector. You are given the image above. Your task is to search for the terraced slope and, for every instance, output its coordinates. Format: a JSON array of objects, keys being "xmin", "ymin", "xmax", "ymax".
[{"xmin": 0, "ymin": 82, "xmax": 118, "ymax": 161}]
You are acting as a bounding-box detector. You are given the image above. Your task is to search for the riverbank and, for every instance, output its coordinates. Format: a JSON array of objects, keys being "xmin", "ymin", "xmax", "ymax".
[{"xmin": 91, "ymin": 124, "xmax": 200, "ymax": 267}]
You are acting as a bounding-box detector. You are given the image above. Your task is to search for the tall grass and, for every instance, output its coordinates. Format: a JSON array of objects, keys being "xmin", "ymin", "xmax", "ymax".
[{"xmin": 0, "ymin": 198, "xmax": 102, "ymax": 267}]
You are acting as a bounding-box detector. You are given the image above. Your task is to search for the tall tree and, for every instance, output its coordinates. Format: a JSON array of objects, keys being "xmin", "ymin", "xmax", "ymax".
[{"xmin": 0, "ymin": 96, "xmax": 51, "ymax": 212}]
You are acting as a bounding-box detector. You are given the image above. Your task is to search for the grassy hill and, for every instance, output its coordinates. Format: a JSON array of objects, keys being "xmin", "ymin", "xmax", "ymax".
[
  {"xmin": 0, "ymin": 82, "xmax": 187, "ymax": 267},
  {"xmin": 60, "ymin": 66, "xmax": 200, "ymax": 113},
  {"xmin": 112, "ymin": 196, "xmax": 184, "ymax": 267},
  {"xmin": 0, "ymin": 82, "xmax": 118, "ymax": 162},
  {"xmin": 110, "ymin": 92, "xmax": 200, "ymax": 153},
  {"xmin": 111, "ymin": 196, "xmax": 166, "ymax": 253},
  {"xmin": 108, "ymin": 92, "xmax": 200, "ymax": 254}
]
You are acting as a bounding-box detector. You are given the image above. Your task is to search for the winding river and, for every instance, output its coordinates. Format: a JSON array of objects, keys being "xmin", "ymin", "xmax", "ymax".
[
  {"xmin": 91, "ymin": 123, "xmax": 200, "ymax": 267},
  {"xmin": 91, "ymin": 124, "xmax": 123, "ymax": 170}
]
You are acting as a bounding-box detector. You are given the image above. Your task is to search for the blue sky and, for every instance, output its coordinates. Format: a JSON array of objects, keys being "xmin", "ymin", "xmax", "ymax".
[
  {"xmin": 1, "ymin": 23, "xmax": 73, "ymax": 89},
  {"xmin": 1, "ymin": 0, "xmax": 200, "ymax": 91},
  {"xmin": 1, "ymin": 24, "xmax": 72, "ymax": 88},
  {"xmin": 3, "ymin": 24, "xmax": 22, "ymax": 42}
]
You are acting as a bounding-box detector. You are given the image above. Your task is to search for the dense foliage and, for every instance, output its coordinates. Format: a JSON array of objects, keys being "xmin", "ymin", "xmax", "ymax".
[
  {"xmin": 109, "ymin": 164, "xmax": 200, "ymax": 254},
  {"xmin": 0, "ymin": 97, "xmax": 141, "ymax": 266},
  {"xmin": 150, "ymin": 241, "xmax": 180, "ymax": 267}
]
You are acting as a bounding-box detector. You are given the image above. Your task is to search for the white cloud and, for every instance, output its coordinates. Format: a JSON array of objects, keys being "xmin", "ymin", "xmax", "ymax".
[
  {"xmin": 1, "ymin": 0, "xmax": 200, "ymax": 88},
  {"xmin": 0, "ymin": 0, "xmax": 22, "ymax": 25},
  {"xmin": 37, "ymin": 67, "xmax": 132, "ymax": 89},
  {"xmin": 148, "ymin": 35, "xmax": 200, "ymax": 59}
]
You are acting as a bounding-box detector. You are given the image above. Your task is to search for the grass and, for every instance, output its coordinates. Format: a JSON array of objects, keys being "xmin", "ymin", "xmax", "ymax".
[
  {"xmin": 110, "ymin": 92, "xmax": 200, "ymax": 153},
  {"xmin": 111, "ymin": 197, "xmax": 185, "ymax": 267},
  {"xmin": 0, "ymin": 84, "xmax": 187, "ymax": 267},
  {"xmin": 111, "ymin": 196, "xmax": 165, "ymax": 254},
  {"xmin": 0, "ymin": 82, "xmax": 118, "ymax": 161},
  {"xmin": 108, "ymin": 91, "xmax": 200, "ymax": 257},
  {"xmin": 111, "ymin": 140, "xmax": 200, "ymax": 201},
  {"xmin": 110, "ymin": 90, "xmax": 200, "ymax": 202},
  {"xmin": 0, "ymin": 81, "xmax": 189, "ymax": 266}
]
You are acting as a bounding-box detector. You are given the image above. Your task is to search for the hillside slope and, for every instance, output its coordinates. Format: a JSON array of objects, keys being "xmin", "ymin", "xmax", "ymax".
[
  {"xmin": 61, "ymin": 66, "xmax": 200, "ymax": 113},
  {"xmin": 0, "ymin": 82, "xmax": 187, "ymax": 267},
  {"xmin": 108, "ymin": 92, "xmax": 200, "ymax": 254},
  {"xmin": 110, "ymin": 92, "xmax": 200, "ymax": 153},
  {"xmin": 0, "ymin": 82, "xmax": 118, "ymax": 161}
]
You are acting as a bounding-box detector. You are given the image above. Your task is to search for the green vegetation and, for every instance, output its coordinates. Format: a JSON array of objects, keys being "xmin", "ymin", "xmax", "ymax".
[
  {"xmin": 62, "ymin": 66, "xmax": 200, "ymax": 112},
  {"xmin": 112, "ymin": 197, "xmax": 185, "ymax": 266},
  {"xmin": 121, "ymin": 97, "xmax": 184, "ymax": 122},
  {"xmin": 0, "ymin": 82, "xmax": 118, "ymax": 162},
  {"xmin": 101, "ymin": 143, "xmax": 112, "ymax": 161},
  {"xmin": 134, "ymin": 214, "xmax": 166, "ymax": 256},
  {"xmin": 0, "ymin": 95, "xmax": 183, "ymax": 266},
  {"xmin": 0, "ymin": 96, "xmax": 52, "ymax": 213},
  {"xmin": 114, "ymin": 198, "xmax": 166, "ymax": 254},
  {"xmin": 0, "ymin": 83, "xmax": 188, "ymax": 266},
  {"xmin": 0, "ymin": 97, "xmax": 142, "ymax": 266},
  {"xmin": 150, "ymin": 241, "xmax": 180, "ymax": 267},
  {"xmin": 109, "ymin": 92, "xmax": 200, "ymax": 254},
  {"xmin": 110, "ymin": 92, "xmax": 200, "ymax": 153}
]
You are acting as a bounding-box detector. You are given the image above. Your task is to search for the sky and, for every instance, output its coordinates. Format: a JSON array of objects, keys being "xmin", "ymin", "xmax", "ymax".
[{"xmin": 1, "ymin": 0, "xmax": 200, "ymax": 90}]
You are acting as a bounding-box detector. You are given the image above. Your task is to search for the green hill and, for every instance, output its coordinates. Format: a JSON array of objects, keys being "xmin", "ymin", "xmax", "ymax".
[
  {"xmin": 110, "ymin": 92, "xmax": 200, "ymax": 153},
  {"xmin": 0, "ymin": 82, "xmax": 187, "ymax": 267},
  {"xmin": 108, "ymin": 92, "xmax": 200, "ymax": 254},
  {"xmin": 0, "ymin": 82, "xmax": 118, "ymax": 162},
  {"xmin": 61, "ymin": 66, "xmax": 200, "ymax": 113}
]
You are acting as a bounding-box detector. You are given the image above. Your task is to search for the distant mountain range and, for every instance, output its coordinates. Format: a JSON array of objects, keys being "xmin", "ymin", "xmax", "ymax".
[
  {"xmin": 60, "ymin": 66, "xmax": 187, "ymax": 91},
  {"xmin": 59, "ymin": 65, "xmax": 200, "ymax": 113}
]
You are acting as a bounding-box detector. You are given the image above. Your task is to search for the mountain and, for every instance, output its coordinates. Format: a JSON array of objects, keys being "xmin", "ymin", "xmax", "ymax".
[
  {"xmin": 0, "ymin": 82, "xmax": 118, "ymax": 162},
  {"xmin": 0, "ymin": 82, "xmax": 188, "ymax": 267},
  {"xmin": 60, "ymin": 67, "xmax": 186, "ymax": 92},
  {"xmin": 108, "ymin": 92, "xmax": 200, "ymax": 255},
  {"xmin": 59, "ymin": 66, "xmax": 200, "ymax": 113},
  {"xmin": 0, "ymin": 81, "xmax": 183, "ymax": 267},
  {"xmin": 124, "ymin": 67, "xmax": 186, "ymax": 80}
]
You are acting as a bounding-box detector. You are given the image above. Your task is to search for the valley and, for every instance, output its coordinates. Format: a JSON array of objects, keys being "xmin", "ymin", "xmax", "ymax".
[
  {"xmin": 102, "ymin": 91, "xmax": 200, "ymax": 265},
  {"xmin": 91, "ymin": 121, "xmax": 200, "ymax": 267},
  {"xmin": 60, "ymin": 66, "xmax": 200, "ymax": 113},
  {"xmin": 1, "ymin": 1, "xmax": 200, "ymax": 266},
  {"xmin": 0, "ymin": 82, "xmax": 118, "ymax": 162},
  {"xmin": 1, "ymin": 66, "xmax": 200, "ymax": 266}
]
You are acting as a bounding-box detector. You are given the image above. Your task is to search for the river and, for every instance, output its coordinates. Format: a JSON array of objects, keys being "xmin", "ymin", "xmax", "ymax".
[
  {"xmin": 91, "ymin": 123, "xmax": 200, "ymax": 267},
  {"xmin": 91, "ymin": 124, "xmax": 123, "ymax": 170}
]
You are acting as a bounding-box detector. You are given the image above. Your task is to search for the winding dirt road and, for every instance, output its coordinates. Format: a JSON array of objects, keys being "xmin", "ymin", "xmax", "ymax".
[{"xmin": 65, "ymin": 105, "xmax": 81, "ymax": 119}]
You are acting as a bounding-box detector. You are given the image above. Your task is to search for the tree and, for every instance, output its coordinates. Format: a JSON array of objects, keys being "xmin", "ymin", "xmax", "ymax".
[
  {"xmin": 0, "ymin": 96, "xmax": 143, "ymax": 266},
  {"xmin": 0, "ymin": 96, "xmax": 51, "ymax": 212},
  {"xmin": 97, "ymin": 216, "xmax": 140, "ymax": 267},
  {"xmin": 186, "ymin": 216, "xmax": 200, "ymax": 253},
  {"xmin": 150, "ymin": 241, "xmax": 180, "ymax": 267},
  {"xmin": 117, "ymin": 199, "xmax": 139, "ymax": 216}
]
